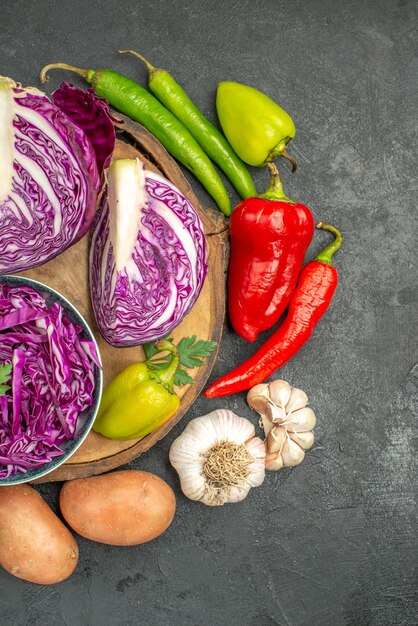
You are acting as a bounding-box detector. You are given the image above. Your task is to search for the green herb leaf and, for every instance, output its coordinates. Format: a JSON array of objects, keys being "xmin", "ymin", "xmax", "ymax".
[
  {"xmin": 177, "ymin": 336, "xmax": 218, "ymax": 369},
  {"xmin": 173, "ymin": 369, "xmax": 195, "ymax": 386},
  {"xmin": 0, "ymin": 363, "xmax": 12, "ymax": 397},
  {"xmin": 0, "ymin": 363, "xmax": 12, "ymax": 385},
  {"xmin": 142, "ymin": 336, "xmax": 217, "ymax": 387}
]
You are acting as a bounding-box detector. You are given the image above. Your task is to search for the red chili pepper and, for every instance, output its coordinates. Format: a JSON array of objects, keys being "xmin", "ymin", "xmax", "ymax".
[
  {"xmin": 228, "ymin": 163, "xmax": 314, "ymax": 342},
  {"xmin": 205, "ymin": 222, "xmax": 342, "ymax": 398}
]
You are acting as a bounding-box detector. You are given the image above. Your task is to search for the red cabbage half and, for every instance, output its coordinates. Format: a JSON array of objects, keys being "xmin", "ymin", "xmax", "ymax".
[
  {"xmin": 0, "ymin": 282, "xmax": 101, "ymax": 478},
  {"xmin": 0, "ymin": 77, "xmax": 115, "ymax": 274},
  {"xmin": 90, "ymin": 159, "xmax": 208, "ymax": 346}
]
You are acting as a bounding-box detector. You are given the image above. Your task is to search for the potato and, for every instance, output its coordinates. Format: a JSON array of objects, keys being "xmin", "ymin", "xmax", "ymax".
[
  {"xmin": 0, "ymin": 485, "xmax": 78, "ymax": 584},
  {"xmin": 60, "ymin": 470, "xmax": 176, "ymax": 546}
]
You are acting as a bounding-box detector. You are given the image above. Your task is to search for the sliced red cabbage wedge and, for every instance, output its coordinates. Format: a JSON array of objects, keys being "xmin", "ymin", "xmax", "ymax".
[
  {"xmin": 0, "ymin": 77, "xmax": 114, "ymax": 274},
  {"xmin": 90, "ymin": 159, "xmax": 208, "ymax": 347}
]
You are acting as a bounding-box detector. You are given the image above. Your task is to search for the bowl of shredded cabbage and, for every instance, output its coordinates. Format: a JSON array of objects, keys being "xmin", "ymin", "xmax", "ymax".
[{"xmin": 0, "ymin": 275, "xmax": 103, "ymax": 484}]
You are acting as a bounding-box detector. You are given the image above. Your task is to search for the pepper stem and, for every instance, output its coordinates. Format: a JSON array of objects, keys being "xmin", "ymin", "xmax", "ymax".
[
  {"xmin": 118, "ymin": 50, "xmax": 159, "ymax": 79},
  {"xmin": 258, "ymin": 162, "xmax": 292, "ymax": 202},
  {"xmin": 315, "ymin": 222, "xmax": 343, "ymax": 265},
  {"xmin": 39, "ymin": 63, "xmax": 94, "ymax": 84},
  {"xmin": 279, "ymin": 149, "xmax": 298, "ymax": 173},
  {"xmin": 148, "ymin": 340, "xmax": 180, "ymax": 389}
]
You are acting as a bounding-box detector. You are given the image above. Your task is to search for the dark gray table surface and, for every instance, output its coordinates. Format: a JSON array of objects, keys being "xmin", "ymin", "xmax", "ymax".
[{"xmin": 1, "ymin": 1, "xmax": 417, "ymax": 624}]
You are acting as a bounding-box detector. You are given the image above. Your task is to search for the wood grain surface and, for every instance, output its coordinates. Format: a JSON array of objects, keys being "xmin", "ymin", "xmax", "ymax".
[{"xmin": 23, "ymin": 113, "xmax": 229, "ymax": 482}]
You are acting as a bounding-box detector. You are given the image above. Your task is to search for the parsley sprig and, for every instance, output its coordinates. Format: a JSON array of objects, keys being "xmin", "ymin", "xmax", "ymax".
[
  {"xmin": 0, "ymin": 363, "xmax": 12, "ymax": 397},
  {"xmin": 143, "ymin": 336, "xmax": 217, "ymax": 386}
]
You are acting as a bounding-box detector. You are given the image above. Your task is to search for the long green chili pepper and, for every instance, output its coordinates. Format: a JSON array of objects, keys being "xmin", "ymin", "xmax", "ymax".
[
  {"xmin": 39, "ymin": 63, "xmax": 231, "ymax": 216},
  {"xmin": 118, "ymin": 50, "xmax": 257, "ymax": 201}
]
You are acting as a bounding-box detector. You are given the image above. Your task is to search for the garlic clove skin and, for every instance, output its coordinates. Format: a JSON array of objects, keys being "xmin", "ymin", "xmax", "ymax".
[
  {"xmin": 185, "ymin": 409, "xmax": 255, "ymax": 448},
  {"xmin": 286, "ymin": 407, "xmax": 316, "ymax": 432},
  {"xmin": 245, "ymin": 437, "xmax": 267, "ymax": 487},
  {"xmin": 200, "ymin": 488, "xmax": 237, "ymax": 507},
  {"xmin": 247, "ymin": 384, "xmax": 270, "ymax": 414},
  {"xmin": 268, "ymin": 380, "xmax": 292, "ymax": 409},
  {"xmin": 281, "ymin": 436, "xmax": 306, "ymax": 467},
  {"xmin": 176, "ymin": 466, "xmax": 207, "ymax": 501},
  {"xmin": 266, "ymin": 402, "xmax": 286, "ymax": 424},
  {"xmin": 289, "ymin": 430, "xmax": 315, "ymax": 450},
  {"xmin": 266, "ymin": 426, "xmax": 287, "ymax": 453},
  {"xmin": 213, "ymin": 483, "xmax": 251, "ymax": 505},
  {"xmin": 169, "ymin": 427, "xmax": 209, "ymax": 502},
  {"xmin": 171, "ymin": 414, "xmax": 221, "ymax": 461},
  {"xmin": 285, "ymin": 387, "xmax": 309, "ymax": 414},
  {"xmin": 265, "ymin": 454, "xmax": 284, "ymax": 471},
  {"xmin": 216, "ymin": 409, "xmax": 256, "ymax": 444},
  {"xmin": 261, "ymin": 414, "xmax": 274, "ymax": 437}
]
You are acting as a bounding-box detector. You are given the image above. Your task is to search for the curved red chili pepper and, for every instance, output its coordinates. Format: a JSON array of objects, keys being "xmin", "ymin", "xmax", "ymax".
[
  {"xmin": 228, "ymin": 163, "xmax": 314, "ymax": 342},
  {"xmin": 205, "ymin": 222, "xmax": 342, "ymax": 398}
]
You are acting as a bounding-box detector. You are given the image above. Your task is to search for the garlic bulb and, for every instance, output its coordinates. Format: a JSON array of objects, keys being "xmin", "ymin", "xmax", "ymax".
[
  {"xmin": 247, "ymin": 380, "xmax": 316, "ymax": 470},
  {"xmin": 169, "ymin": 409, "xmax": 266, "ymax": 506}
]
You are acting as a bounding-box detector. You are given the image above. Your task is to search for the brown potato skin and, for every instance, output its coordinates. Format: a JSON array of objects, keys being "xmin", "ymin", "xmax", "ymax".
[
  {"xmin": 0, "ymin": 485, "xmax": 78, "ymax": 584},
  {"xmin": 60, "ymin": 470, "xmax": 176, "ymax": 546}
]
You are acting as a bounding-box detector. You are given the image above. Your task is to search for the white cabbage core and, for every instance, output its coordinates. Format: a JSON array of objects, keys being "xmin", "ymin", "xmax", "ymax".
[
  {"xmin": 0, "ymin": 79, "xmax": 14, "ymax": 203},
  {"xmin": 108, "ymin": 158, "xmax": 145, "ymax": 273}
]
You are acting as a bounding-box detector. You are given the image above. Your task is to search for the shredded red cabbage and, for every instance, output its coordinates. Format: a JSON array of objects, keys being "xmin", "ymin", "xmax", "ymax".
[{"xmin": 0, "ymin": 283, "xmax": 101, "ymax": 478}]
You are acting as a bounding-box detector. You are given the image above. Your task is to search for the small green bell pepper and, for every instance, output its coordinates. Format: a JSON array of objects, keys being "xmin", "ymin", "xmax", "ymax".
[
  {"xmin": 93, "ymin": 340, "xmax": 180, "ymax": 440},
  {"xmin": 216, "ymin": 81, "xmax": 297, "ymax": 169}
]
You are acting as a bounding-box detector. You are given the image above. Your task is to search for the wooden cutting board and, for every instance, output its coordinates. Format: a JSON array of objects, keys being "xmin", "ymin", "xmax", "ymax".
[{"xmin": 22, "ymin": 113, "xmax": 229, "ymax": 483}]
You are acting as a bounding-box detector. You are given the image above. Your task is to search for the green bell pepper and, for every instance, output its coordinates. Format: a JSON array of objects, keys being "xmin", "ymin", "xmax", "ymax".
[
  {"xmin": 93, "ymin": 340, "xmax": 180, "ymax": 441},
  {"xmin": 216, "ymin": 81, "xmax": 297, "ymax": 169}
]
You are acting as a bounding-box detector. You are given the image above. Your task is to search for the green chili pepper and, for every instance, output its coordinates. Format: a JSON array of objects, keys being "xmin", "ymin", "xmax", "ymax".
[
  {"xmin": 216, "ymin": 81, "xmax": 297, "ymax": 171},
  {"xmin": 118, "ymin": 50, "xmax": 257, "ymax": 201},
  {"xmin": 40, "ymin": 63, "xmax": 231, "ymax": 216},
  {"xmin": 93, "ymin": 340, "xmax": 181, "ymax": 441}
]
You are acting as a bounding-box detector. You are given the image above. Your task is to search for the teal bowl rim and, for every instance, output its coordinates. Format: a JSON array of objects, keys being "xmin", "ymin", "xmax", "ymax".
[{"xmin": 0, "ymin": 274, "xmax": 103, "ymax": 485}]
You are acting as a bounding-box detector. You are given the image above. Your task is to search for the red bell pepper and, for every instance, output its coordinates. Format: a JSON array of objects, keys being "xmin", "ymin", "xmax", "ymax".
[
  {"xmin": 228, "ymin": 163, "xmax": 314, "ymax": 342},
  {"xmin": 205, "ymin": 222, "xmax": 342, "ymax": 398}
]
